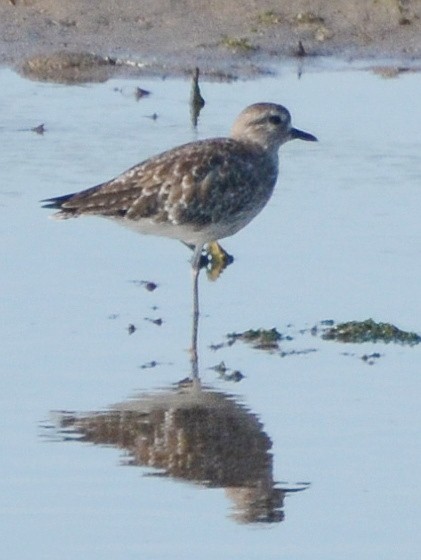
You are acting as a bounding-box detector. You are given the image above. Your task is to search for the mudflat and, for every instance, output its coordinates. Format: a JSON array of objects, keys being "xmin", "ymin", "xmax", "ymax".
[{"xmin": 1, "ymin": 1, "xmax": 420, "ymax": 80}]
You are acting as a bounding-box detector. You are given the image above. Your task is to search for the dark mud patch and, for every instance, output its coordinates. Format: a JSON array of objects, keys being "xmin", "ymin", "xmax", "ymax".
[{"xmin": 19, "ymin": 51, "xmax": 145, "ymax": 83}]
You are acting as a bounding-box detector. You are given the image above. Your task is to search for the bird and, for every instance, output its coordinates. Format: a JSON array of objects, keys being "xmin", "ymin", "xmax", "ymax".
[{"xmin": 43, "ymin": 103, "xmax": 317, "ymax": 274}]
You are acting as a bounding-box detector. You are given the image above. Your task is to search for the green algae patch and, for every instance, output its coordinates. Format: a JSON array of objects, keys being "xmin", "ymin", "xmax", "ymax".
[
  {"xmin": 228, "ymin": 327, "xmax": 283, "ymax": 350},
  {"xmin": 220, "ymin": 36, "xmax": 257, "ymax": 53},
  {"xmin": 321, "ymin": 319, "xmax": 421, "ymax": 346},
  {"xmin": 256, "ymin": 11, "xmax": 284, "ymax": 26}
]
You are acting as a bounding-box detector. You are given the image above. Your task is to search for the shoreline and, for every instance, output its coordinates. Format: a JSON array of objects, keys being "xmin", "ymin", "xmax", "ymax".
[{"xmin": 1, "ymin": 1, "xmax": 420, "ymax": 82}]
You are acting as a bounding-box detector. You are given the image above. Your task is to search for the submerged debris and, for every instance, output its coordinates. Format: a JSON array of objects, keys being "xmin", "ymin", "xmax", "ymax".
[
  {"xmin": 144, "ymin": 317, "xmax": 163, "ymax": 326},
  {"xmin": 139, "ymin": 360, "xmax": 158, "ymax": 370},
  {"xmin": 225, "ymin": 370, "xmax": 244, "ymax": 382},
  {"xmin": 212, "ymin": 318, "xmax": 419, "ymax": 364},
  {"xmin": 321, "ymin": 319, "xmax": 421, "ymax": 346},
  {"xmin": 361, "ymin": 352, "xmax": 382, "ymax": 365},
  {"xmin": 131, "ymin": 279, "xmax": 158, "ymax": 291},
  {"xmin": 210, "ymin": 361, "xmax": 244, "ymax": 382},
  {"xmin": 279, "ymin": 348, "xmax": 317, "ymax": 358},
  {"xmin": 228, "ymin": 328, "xmax": 283, "ymax": 350},
  {"xmin": 31, "ymin": 123, "xmax": 46, "ymax": 135},
  {"xmin": 295, "ymin": 40, "xmax": 307, "ymax": 57},
  {"xmin": 134, "ymin": 87, "xmax": 151, "ymax": 100},
  {"xmin": 190, "ymin": 67, "xmax": 205, "ymax": 128}
]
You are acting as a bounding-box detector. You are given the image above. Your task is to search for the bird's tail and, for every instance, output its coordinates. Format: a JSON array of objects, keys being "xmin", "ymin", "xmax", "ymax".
[{"xmin": 41, "ymin": 193, "xmax": 78, "ymax": 219}]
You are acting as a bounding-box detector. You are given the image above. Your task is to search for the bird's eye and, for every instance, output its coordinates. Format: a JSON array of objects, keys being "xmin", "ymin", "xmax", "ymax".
[{"xmin": 268, "ymin": 115, "xmax": 282, "ymax": 125}]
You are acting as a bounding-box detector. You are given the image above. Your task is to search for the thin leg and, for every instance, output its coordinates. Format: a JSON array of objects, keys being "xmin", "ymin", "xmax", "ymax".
[
  {"xmin": 190, "ymin": 244, "xmax": 203, "ymax": 380},
  {"xmin": 190, "ymin": 243, "xmax": 204, "ymax": 273}
]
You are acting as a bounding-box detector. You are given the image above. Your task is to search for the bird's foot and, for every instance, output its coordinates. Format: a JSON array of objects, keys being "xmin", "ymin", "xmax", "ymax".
[{"xmin": 202, "ymin": 242, "xmax": 234, "ymax": 281}]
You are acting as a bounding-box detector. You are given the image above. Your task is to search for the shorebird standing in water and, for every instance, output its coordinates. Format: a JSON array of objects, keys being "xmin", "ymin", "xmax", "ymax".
[
  {"xmin": 43, "ymin": 103, "xmax": 317, "ymax": 358},
  {"xmin": 43, "ymin": 103, "xmax": 316, "ymax": 271}
]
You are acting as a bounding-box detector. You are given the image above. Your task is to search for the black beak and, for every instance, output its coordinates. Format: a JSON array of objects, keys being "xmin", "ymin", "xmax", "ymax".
[{"xmin": 290, "ymin": 127, "xmax": 318, "ymax": 142}]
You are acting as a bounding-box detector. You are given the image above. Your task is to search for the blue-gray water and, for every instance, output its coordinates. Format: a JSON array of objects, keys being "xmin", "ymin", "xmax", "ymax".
[{"xmin": 1, "ymin": 65, "xmax": 421, "ymax": 559}]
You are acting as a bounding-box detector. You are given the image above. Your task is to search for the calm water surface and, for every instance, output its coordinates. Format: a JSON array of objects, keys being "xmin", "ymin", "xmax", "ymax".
[{"xmin": 1, "ymin": 65, "xmax": 421, "ymax": 559}]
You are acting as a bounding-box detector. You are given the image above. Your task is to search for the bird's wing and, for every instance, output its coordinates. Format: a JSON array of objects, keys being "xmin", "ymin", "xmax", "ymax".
[{"xmin": 44, "ymin": 139, "xmax": 269, "ymax": 224}]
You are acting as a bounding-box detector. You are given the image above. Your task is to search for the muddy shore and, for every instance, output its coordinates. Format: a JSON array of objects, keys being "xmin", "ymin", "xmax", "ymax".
[{"xmin": 1, "ymin": 1, "xmax": 421, "ymax": 81}]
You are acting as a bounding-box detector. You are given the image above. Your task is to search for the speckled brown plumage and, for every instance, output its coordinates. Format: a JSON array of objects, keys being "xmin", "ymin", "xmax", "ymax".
[{"xmin": 43, "ymin": 103, "xmax": 317, "ymax": 265}]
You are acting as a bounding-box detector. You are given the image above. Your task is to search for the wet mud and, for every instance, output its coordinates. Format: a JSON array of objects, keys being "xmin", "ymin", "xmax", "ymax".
[{"xmin": 1, "ymin": 1, "xmax": 421, "ymax": 82}]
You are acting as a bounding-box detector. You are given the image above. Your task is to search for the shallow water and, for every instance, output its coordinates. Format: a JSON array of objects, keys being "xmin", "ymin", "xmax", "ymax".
[{"xmin": 1, "ymin": 65, "xmax": 421, "ymax": 559}]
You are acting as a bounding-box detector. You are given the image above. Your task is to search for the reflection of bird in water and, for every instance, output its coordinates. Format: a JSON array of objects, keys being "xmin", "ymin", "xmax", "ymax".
[
  {"xmin": 55, "ymin": 382, "xmax": 308, "ymax": 524},
  {"xmin": 43, "ymin": 103, "xmax": 316, "ymax": 277}
]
